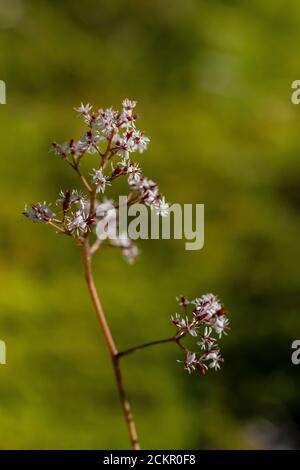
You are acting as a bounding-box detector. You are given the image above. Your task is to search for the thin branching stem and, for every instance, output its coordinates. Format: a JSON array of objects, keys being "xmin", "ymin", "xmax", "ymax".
[
  {"xmin": 118, "ymin": 334, "xmax": 186, "ymax": 358},
  {"xmin": 48, "ymin": 220, "xmax": 68, "ymax": 234},
  {"xmin": 88, "ymin": 188, "xmax": 96, "ymax": 221},
  {"xmin": 90, "ymin": 238, "xmax": 103, "ymax": 254},
  {"xmin": 67, "ymin": 159, "xmax": 93, "ymax": 193},
  {"xmin": 100, "ymin": 136, "xmax": 113, "ymax": 170}
]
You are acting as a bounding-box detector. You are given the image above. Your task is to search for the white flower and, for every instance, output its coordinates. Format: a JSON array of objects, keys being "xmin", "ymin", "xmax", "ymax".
[
  {"xmin": 197, "ymin": 327, "xmax": 216, "ymax": 350},
  {"xmin": 119, "ymin": 99, "xmax": 138, "ymax": 126},
  {"xmin": 153, "ymin": 196, "xmax": 169, "ymax": 217},
  {"xmin": 23, "ymin": 202, "xmax": 54, "ymax": 222},
  {"xmin": 91, "ymin": 169, "xmax": 111, "ymax": 194},
  {"xmin": 171, "ymin": 313, "xmax": 187, "ymax": 329},
  {"xmin": 127, "ymin": 162, "xmax": 141, "ymax": 176},
  {"xmin": 74, "ymin": 103, "xmax": 93, "ymax": 114},
  {"xmin": 56, "ymin": 189, "xmax": 86, "ymax": 211},
  {"xmin": 126, "ymin": 163, "xmax": 142, "ymax": 187},
  {"xmin": 66, "ymin": 210, "xmax": 89, "ymax": 236},
  {"xmin": 205, "ymin": 350, "xmax": 223, "ymax": 371},
  {"xmin": 176, "ymin": 295, "xmax": 190, "ymax": 307},
  {"xmin": 122, "ymin": 244, "xmax": 139, "ymax": 264},
  {"xmin": 79, "ymin": 130, "xmax": 102, "ymax": 153},
  {"xmin": 171, "ymin": 313, "xmax": 198, "ymax": 337},
  {"xmin": 84, "ymin": 112, "xmax": 104, "ymax": 128},
  {"xmin": 139, "ymin": 179, "xmax": 158, "ymax": 204},
  {"xmin": 141, "ymin": 178, "xmax": 157, "ymax": 190},
  {"xmin": 132, "ymin": 130, "xmax": 150, "ymax": 153},
  {"xmin": 183, "ymin": 351, "xmax": 197, "ymax": 374},
  {"xmin": 128, "ymin": 173, "xmax": 142, "ymax": 189},
  {"xmin": 52, "ymin": 142, "xmax": 70, "ymax": 158},
  {"xmin": 97, "ymin": 107, "xmax": 119, "ymax": 136},
  {"xmin": 70, "ymin": 190, "xmax": 86, "ymax": 208},
  {"xmin": 114, "ymin": 135, "xmax": 136, "ymax": 159},
  {"xmin": 69, "ymin": 139, "xmax": 87, "ymax": 156},
  {"xmin": 193, "ymin": 293, "xmax": 223, "ymax": 320},
  {"xmin": 212, "ymin": 315, "xmax": 229, "ymax": 338},
  {"xmin": 114, "ymin": 128, "xmax": 149, "ymax": 157},
  {"xmin": 122, "ymin": 98, "xmax": 137, "ymax": 111},
  {"xmin": 143, "ymin": 189, "xmax": 159, "ymax": 206}
]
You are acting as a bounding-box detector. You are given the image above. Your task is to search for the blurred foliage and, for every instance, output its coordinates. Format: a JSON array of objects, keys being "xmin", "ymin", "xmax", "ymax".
[{"xmin": 0, "ymin": 0, "xmax": 300, "ymax": 449}]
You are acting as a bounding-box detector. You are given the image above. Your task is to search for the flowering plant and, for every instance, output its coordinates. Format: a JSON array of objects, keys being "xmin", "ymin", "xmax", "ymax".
[{"xmin": 23, "ymin": 99, "xmax": 230, "ymax": 449}]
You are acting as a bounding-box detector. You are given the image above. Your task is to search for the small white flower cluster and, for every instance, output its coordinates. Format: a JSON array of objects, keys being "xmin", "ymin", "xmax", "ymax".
[
  {"xmin": 192, "ymin": 293, "xmax": 230, "ymax": 337},
  {"xmin": 113, "ymin": 158, "xmax": 169, "ymax": 216},
  {"xmin": 24, "ymin": 99, "xmax": 168, "ymax": 264},
  {"xmin": 52, "ymin": 142, "xmax": 70, "ymax": 159},
  {"xmin": 57, "ymin": 189, "xmax": 91, "ymax": 236},
  {"xmin": 52, "ymin": 99, "xmax": 148, "ymax": 160},
  {"xmin": 66, "ymin": 210, "xmax": 90, "ymax": 236},
  {"xmin": 56, "ymin": 189, "xmax": 86, "ymax": 210},
  {"xmin": 171, "ymin": 294, "xmax": 229, "ymax": 374},
  {"xmin": 113, "ymin": 129, "xmax": 150, "ymax": 159},
  {"xmin": 91, "ymin": 169, "xmax": 111, "ymax": 194},
  {"xmin": 50, "ymin": 99, "xmax": 169, "ymax": 220},
  {"xmin": 23, "ymin": 202, "xmax": 55, "ymax": 222},
  {"xmin": 73, "ymin": 99, "xmax": 149, "ymax": 158},
  {"xmin": 52, "ymin": 129, "xmax": 104, "ymax": 158}
]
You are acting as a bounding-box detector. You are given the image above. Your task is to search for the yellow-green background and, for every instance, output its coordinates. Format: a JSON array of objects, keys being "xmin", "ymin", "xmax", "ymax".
[{"xmin": 0, "ymin": 0, "xmax": 300, "ymax": 449}]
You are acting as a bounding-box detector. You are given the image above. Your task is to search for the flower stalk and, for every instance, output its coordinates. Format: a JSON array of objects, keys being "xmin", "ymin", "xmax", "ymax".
[
  {"xmin": 23, "ymin": 99, "xmax": 230, "ymax": 449},
  {"xmin": 118, "ymin": 333, "xmax": 186, "ymax": 358},
  {"xmin": 82, "ymin": 238, "xmax": 140, "ymax": 450}
]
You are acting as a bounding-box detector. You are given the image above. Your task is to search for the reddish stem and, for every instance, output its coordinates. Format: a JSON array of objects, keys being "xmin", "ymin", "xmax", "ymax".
[{"xmin": 82, "ymin": 239, "xmax": 140, "ymax": 450}]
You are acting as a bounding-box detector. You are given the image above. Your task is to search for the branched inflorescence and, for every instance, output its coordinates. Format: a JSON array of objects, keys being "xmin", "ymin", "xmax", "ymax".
[
  {"xmin": 23, "ymin": 99, "xmax": 169, "ymax": 262},
  {"xmin": 22, "ymin": 99, "xmax": 230, "ymax": 448},
  {"xmin": 172, "ymin": 294, "xmax": 230, "ymax": 374}
]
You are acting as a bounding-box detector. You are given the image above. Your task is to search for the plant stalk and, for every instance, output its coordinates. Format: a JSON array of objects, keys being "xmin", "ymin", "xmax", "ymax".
[
  {"xmin": 82, "ymin": 239, "xmax": 140, "ymax": 450},
  {"xmin": 118, "ymin": 336, "xmax": 176, "ymax": 357}
]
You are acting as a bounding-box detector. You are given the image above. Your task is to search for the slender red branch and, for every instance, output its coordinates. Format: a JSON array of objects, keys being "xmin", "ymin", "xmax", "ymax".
[
  {"xmin": 118, "ymin": 333, "xmax": 187, "ymax": 358},
  {"xmin": 118, "ymin": 336, "xmax": 176, "ymax": 357},
  {"xmin": 90, "ymin": 238, "xmax": 103, "ymax": 255}
]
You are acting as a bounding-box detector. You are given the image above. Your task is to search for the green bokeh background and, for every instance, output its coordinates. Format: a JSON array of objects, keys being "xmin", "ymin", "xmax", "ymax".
[{"xmin": 0, "ymin": 0, "xmax": 300, "ymax": 449}]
